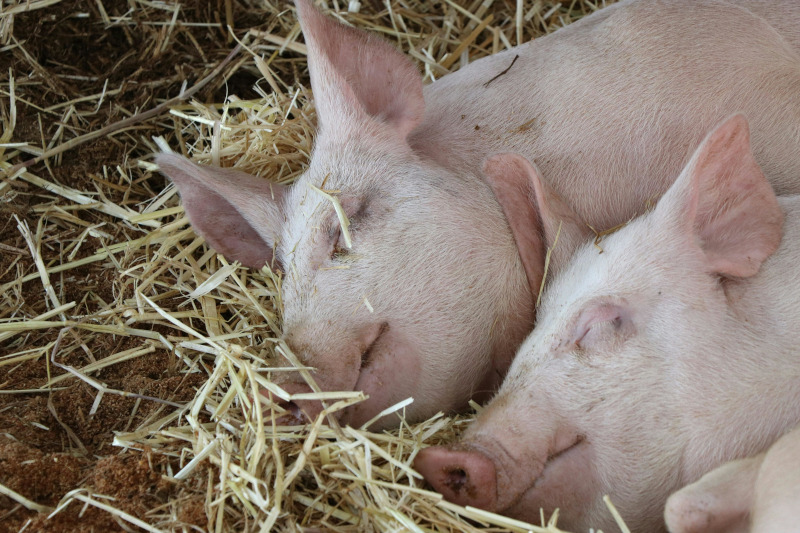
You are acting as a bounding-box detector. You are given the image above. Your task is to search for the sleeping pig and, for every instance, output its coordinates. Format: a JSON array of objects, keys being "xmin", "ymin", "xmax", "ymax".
[
  {"xmin": 413, "ymin": 114, "xmax": 800, "ymax": 531},
  {"xmin": 157, "ymin": 0, "xmax": 800, "ymax": 429}
]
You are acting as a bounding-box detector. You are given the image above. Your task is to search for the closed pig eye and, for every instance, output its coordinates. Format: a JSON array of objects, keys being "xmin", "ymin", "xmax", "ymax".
[
  {"xmin": 575, "ymin": 315, "xmax": 621, "ymax": 350},
  {"xmin": 570, "ymin": 302, "xmax": 633, "ymax": 353},
  {"xmin": 327, "ymin": 197, "xmax": 370, "ymax": 261},
  {"xmin": 331, "ymin": 228, "xmax": 349, "ymax": 259}
]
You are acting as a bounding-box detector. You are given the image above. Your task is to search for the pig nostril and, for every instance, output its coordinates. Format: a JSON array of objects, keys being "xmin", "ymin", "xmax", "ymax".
[
  {"xmin": 273, "ymin": 400, "xmax": 306, "ymax": 425},
  {"xmin": 415, "ymin": 448, "xmax": 496, "ymax": 509},
  {"xmin": 444, "ymin": 467, "xmax": 469, "ymax": 493},
  {"xmin": 285, "ymin": 401, "xmax": 302, "ymax": 420}
]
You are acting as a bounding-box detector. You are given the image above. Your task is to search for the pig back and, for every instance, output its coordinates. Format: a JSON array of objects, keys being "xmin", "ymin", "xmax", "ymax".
[
  {"xmin": 412, "ymin": 0, "xmax": 800, "ymax": 230},
  {"xmin": 726, "ymin": 0, "xmax": 800, "ymax": 52}
]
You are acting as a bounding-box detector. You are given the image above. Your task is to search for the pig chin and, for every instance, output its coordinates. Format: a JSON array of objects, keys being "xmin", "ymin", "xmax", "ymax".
[
  {"xmin": 337, "ymin": 327, "xmax": 422, "ymax": 429},
  {"xmin": 502, "ymin": 439, "xmax": 600, "ymax": 528},
  {"xmin": 488, "ymin": 435, "xmax": 596, "ymax": 514}
]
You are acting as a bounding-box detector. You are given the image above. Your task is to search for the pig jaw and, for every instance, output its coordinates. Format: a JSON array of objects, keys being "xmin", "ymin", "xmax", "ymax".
[
  {"xmin": 278, "ymin": 321, "xmax": 421, "ymax": 427},
  {"xmin": 500, "ymin": 437, "xmax": 599, "ymax": 530},
  {"xmin": 279, "ymin": 300, "xmax": 529, "ymax": 430},
  {"xmin": 339, "ymin": 325, "xmax": 423, "ymax": 428}
]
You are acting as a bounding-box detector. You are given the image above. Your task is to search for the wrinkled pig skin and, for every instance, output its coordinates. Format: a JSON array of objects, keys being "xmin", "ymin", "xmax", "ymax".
[
  {"xmin": 157, "ymin": 0, "xmax": 800, "ymax": 429},
  {"xmin": 415, "ymin": 115, "xmax": 800, "ymax": 531}
]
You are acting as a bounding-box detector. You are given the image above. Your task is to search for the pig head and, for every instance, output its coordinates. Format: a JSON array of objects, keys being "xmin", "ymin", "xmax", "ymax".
[
  {"xmin": 155, "ymin": 0, "xmax": 535, "ymax": 429},
  {"xmin": 158, "ymin": 0, "xmax": 800, "ymax": 429},
  {"xmin": 415, "ymin": 115, "xmax": 800, "ymax": 531},
  {"xmin": 156, "ymin": 141, "xmax": 532, "ymax": 429}
]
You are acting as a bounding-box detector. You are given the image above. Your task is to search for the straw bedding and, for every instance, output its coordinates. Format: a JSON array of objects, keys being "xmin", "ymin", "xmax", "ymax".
[{"xmin": 0, "ymin": 1, "xmax": 624, "ymax": 531}]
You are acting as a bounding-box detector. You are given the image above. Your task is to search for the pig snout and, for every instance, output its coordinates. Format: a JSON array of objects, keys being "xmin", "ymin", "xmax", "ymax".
[
  {"xmin": 270, "ymin": 321, "xmax": 412, "ymax": 427},
  {"xmin": 415, "ymin": 390, "xmax": 594, "ymax": 524},
  {"xmin": 414, "ymin": 446, "xmax": 499, "ymax": 510},
  {"xmin": 260, "ymin": 382, "xmax": 324, "ymax": 425}
]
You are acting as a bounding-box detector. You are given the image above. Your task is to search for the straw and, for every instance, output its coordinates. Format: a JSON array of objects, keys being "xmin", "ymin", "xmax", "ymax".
[{"xmin": 0, "ymin": 1, "xmax": 628, "ymax": 531}]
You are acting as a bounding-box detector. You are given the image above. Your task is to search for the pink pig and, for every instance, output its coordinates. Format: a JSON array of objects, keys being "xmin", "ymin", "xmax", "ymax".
[
  {"xmin": 157, "ymin": 0, "xmax": 800, "ymax": 429},
  {"xmin": 666, "ymin": 424, "xmax": 800, "ymax": 533},
  {"xmin": 414, "ymin": 114, "xmax": 800, "ymax": 531}
]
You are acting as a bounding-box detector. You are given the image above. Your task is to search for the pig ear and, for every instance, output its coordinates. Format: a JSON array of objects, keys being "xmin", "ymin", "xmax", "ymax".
[
  {"xmin": 483, "ymin": 153, "xmax": 591, "ymax": 299},
  {"xmin": 155, "ymin": 153, "xmax": 285, "ymax": 269},
  {"xmin": 664, "ymin": 455, "xmax": 762, "ymax": 533},
  {"xmin": 657, "ymin": 114, "xmax": 783, "ymax": 278},
  {"xmin": 294, "ymin": 0, "xmax": 424, "ymax": 138}
]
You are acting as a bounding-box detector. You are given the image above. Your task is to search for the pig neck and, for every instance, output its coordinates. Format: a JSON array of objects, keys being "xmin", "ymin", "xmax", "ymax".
[
  {"xmin": 408, "ymin": 32, "xmax": 580, "ymax": 179},
  {"xmin": 681, "ymin": 196, "xmax": 800, "ymax": 484}
]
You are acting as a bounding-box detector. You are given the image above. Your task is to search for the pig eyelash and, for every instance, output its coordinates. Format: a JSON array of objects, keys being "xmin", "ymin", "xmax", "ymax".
[
  {"xmin": 330, "ymin": 211, "xmax": 366, "ymax": 260},
  {"xmin": 573, "ymin": 315, "xmax": 622, "ymax": 350},
  {"xmin": 331, "ymin": 230, "xmax": 349, "ymax": 259},
  {"xmin": 570, "ymin": 300, "xmax": 638, "ymax": 356},
  {"xmin": 330, "ymin": 219, "xmax": 358, "ymax": 258},
  {"xmin": 327, "ymin": 199, "xmax": 370, "ymax": 260},
  {"xmin": 360, "ymin": 322, "xmax": 389, "ymax": 369}
]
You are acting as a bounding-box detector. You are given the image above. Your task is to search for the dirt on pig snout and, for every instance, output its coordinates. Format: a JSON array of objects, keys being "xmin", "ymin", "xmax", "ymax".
[{"xmin": 0, "ymin": 0, "xmax": 623, "ymax": 531}]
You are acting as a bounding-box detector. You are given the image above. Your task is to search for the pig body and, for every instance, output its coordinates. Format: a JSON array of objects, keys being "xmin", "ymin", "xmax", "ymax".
[
  {"xmin": 414, "ymin": 115, "xmax": 800, "ymax": 531},
  {"xmin": 158, "ymin": 0, "xmax": 800, "ymax": 429},
  {"xmin": 415, "ymin": 0, "xmax": 800, "ymax": 228},
  {"xmin": 665, "ymin": 424, "xmax": 800, "ymax": 533}
]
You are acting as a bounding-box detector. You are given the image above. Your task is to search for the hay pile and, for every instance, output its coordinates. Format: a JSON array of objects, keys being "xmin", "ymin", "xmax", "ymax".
[{"xmin": 0, "ymin": 1, "xmax": 624, "ymax": 531}]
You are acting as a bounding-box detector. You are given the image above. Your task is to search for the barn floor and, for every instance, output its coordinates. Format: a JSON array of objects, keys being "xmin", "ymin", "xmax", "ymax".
[{"xmin": 0, "ymin": 1, "xmax": 616, "ymax": 531}]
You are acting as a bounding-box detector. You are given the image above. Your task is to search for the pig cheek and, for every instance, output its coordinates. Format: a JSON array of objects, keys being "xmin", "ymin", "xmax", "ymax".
[
  {"xmin": 282, "ymin": 335, "xmax": 363, "ymax": 402},
  {"xmin": 504, "ymin": 442, "xmax": 599, "ymax": 528},
  {"xmin": 343, "ymin": 340, "xmax": 421, "ymax": 427},
  {"xmin": 307, "ymin": 331, "xmax": 366, "ymax": 390}
]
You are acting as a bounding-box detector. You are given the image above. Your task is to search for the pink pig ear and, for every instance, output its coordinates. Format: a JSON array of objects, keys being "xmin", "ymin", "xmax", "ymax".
[
  {"xmin": 483, "ymin": 153, "xmax": 591, "ymax": 300},
  {"xmin": 155, "ymin": 153, "xmax": 285, "ymax": 269},
  {"xmin": 294, "ymin": 0, "xmax": 424, "ymax": 138},
  {"xmin": 657, "ymin": 114, "xmax": 783, "ymax": 278},
  {"xmin": 664, "ymin": 455, "xmax": 762, "ymax": 533}
]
